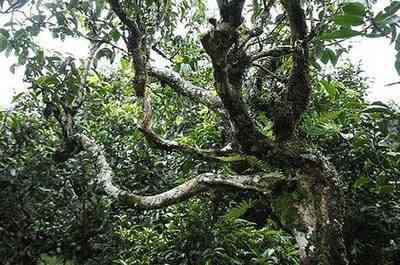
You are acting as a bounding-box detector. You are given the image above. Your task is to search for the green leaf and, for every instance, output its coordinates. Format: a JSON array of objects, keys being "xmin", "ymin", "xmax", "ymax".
[
  {"xmin": 251, "ymin": 0, "xmax": 261, "ymax": 23},
  {"xmin": 379, "ymin": 185, "xmax": 394, "ymax": 194},
  {"xmin": 390, "ymin": 24, "xmax": 397, "ymax": 43},
  {"xmin": 320, "ymin": 48, "xmax": 337, "ymax": 65},
  {"xmin": 320, "ymin": 80, "xmax": 338, "ymax": 98},
  {"xmin": 374, "ymin": 11, "xmax": 390, "ymax": 24},
  {"xmin": 396, "ymin": 53, "xmax": 400, "ymax": 75},
  {"xmin": 110, "ymin": 29, "xmax": 121, "ymax": 42},
  {"xmin": 68, "ymin": 0, "xmax": 79, "ymax": 8},
  {"xmin": 342, "ymin": 2, "xmax": 366, "ymax": 16},
  {"xmin": 396, "ymin": 36, "xmax": 400, "ymax": 51},
  {"xmin": 225, "ymin": 201, "xmax": 251, "ymax": 221},
  {"xmin": 189, "ymin": 61, "xmax": 197, "ymax": 71},
  {"xmin": 319, "ymin": 28, "xmax": 361, "ymax": 40},
  {"xmin": 195, "ymin": 0, "xmax": 206, "ymax": 20},
  {"xmin": 120, "ymin": 57, "xmax": 130, "ymax": 71},
  {"xmin": 174, "ymin": 55, "xmax": 185, "ymax": 64},
  {"xmin": 384, "ymin": 1, "xmax": 400, "ymax": 17},
  {"xmin": 333, "ymin": 15, "xmax": 364, "ymax": 26},
  {"xmin": 17, "ymin": 50, "xmax": 28, "ymax": 65},
  {"xmin": 0, "ymin": 32, "xmax": 7, "ymax": 52},
  {"xmin": 353, "ymin": 176, "xmax": 369, "ymax": 189},
  {"xmin": 0, "ymin": 28, "xmax": 9, "ymax": 38},
  {"xmin": 329, "ymin": 50, "xmax": 339, "ymax": 65},
  {"xmin": 374, "ymin": 6, "xmax": 400, "ymax": 25},
  {"xmin": 320, "ymin": 49, "xmax": 330, "ymax": 64}
]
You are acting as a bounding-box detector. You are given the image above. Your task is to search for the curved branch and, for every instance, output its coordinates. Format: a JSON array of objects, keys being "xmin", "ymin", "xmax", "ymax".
[
  {"xmin": 109, "ymin": 0, "xmax": 239, "ymax": 160},
  {"xmin": 78, "ymin": 133, "xmax": 284, "ymax": 209},
  {"xmin": 138, "ymin": 126, "xmax": 241, "ymax": 161},
  {"xmin": 149, "ymin": 65, "xmax": 239, "ymax": 148},
  {"xmin": 197, "ymin": 0, "xmax": 278, "ymax": 155},
  {"xmin": 51, "ymin": 43, "xmax": 100, "ymax": 162},
  {"xmin": 108, "ymin": 0, "xmax": 247, "ymax": 160},
  {"xmin": 136, "ymin": 65, "xmax": 239, "ymax": 160},
  {"xmin": 149, "ymin": 66, "xmax": 223, "ymax": 113},
  {"xmin": 109, "ymin": 0, "xmax": 147, "ymax": 102}
]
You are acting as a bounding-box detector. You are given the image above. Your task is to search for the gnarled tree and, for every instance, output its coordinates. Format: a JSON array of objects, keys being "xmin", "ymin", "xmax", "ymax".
[{"xmin": 2, "ymin": 0, "xmax": 400, "ymax": 264}]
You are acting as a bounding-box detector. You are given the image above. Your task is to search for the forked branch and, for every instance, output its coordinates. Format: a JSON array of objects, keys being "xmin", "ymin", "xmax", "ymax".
[
  {"xmin": 78, "ymin": 133, "xmax": 285, "ymax": 209},
  {"xmin": 108, "ymin": 0, "xmax": 239, "ymax": 160},
  {"xmin": 201, "ymin": 0, "xmax": 273, "ymax": 155}
]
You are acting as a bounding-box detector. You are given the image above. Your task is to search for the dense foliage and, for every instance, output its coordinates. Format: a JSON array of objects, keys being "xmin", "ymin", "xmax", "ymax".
[{"xmin": 1, "ymin": 0, "xmax": 400, "ymax": 265}]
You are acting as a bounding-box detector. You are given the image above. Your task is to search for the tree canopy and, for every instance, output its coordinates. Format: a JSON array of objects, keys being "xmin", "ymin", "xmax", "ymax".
[{"xmin": 1, "ymin": 1, "xmax": 400, "ymax": 265}]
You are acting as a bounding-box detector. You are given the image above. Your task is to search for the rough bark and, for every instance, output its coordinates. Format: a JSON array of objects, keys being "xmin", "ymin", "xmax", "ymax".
[
  {"xmin": 137, "ymin": 125, "xmax": 242, "ymax": 161},
  {"xmin": 77, "ymin": 133, "xmax": 285, "ymax": 209},
  {"xmin": 148, "ymin": 65, "xmax": 239, "ymax": 148},
  {"xmin": 200, "ymin": 24, "xmax": 272, "ymax": 154},
  {"xmin": 109, "ymin": 0, "xmax": 240, "ymax": 159},
  {"xmin": 272, "ymin": 157, "xmax": 348, "ymax": 265},
  {"xmin": 271, "ymin": 0, "xmax": 311, "ymax": 141},
  {"xmin": 216, "ymin": 0, "xmax": 245, "ymax": 28},
  {"xmin": 46, "ymin": 1, "xmax": 350, "ymax": 264},
  {"xmin": 149, "ymin": 66, "xmax": 223, "ymax": 112}
]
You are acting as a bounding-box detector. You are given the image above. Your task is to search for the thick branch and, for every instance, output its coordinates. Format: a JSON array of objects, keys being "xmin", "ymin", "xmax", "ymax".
[
  {"xmin": 122, "ymin": 172, "xmax": 283, "ymax": 209},
  {"xmin": 271, "ymin": 0, "xmax": 310, "ymax": 141},
  {"xmin": 197, "ymin": 1, "xmax": 277, "ymax": 155},
  {"xmin": 149, "ymin": 66, "xmax": 223, "ymax": 112},
  {"xmin": 149, "ymin": 66, "xmax": 239, "ymax": 147},
  {"xmin": 77, "ymin": 133, "xmax": 284, "ymax": 209},
  {"xmin": 108, "ymin": 0, "xmax": 139, "ymax": 34},
  {"xmin": 109, "ymin": 1, "xmax": 238, "ymax": 158},
  {"xmin": 217, "ymin": 0, "xmax": 246, "ymax": 29},
  {"xmin": 284, "ymin": 0, "xmax": 307, "ymax": 40},
  {"xmin": 51, "ymin": 44, "xmax": 99, "ymax": 162},
  {"xmin": 109, "ymin": 0, "xmax": 148, "ymax": 100},
  {"xmin": 285, "ymin": 0, "xmax": 310, "ymax": 119},
  {"xmin": 201, "ymin": 29, "xmax": 272, "ymax": 154}
]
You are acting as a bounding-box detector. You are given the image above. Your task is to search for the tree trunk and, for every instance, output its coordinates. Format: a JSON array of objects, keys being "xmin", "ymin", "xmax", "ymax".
[{"xmin": 273, "ymin": 158, "xmax": 349, "ymax": 265}]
